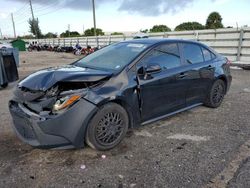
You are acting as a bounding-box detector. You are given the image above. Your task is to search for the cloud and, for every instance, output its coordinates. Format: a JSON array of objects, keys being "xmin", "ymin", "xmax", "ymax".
[
  {"xmin": 8, "ymin": 0, "xmax": 113, "ymax": 10},
  {"xmin": 118, "ymin": 0, "xmax": 194, "ymax": 16},
  {"xmin": 7, "ymin": 0, "xmax": 220, "ymax": 16}
]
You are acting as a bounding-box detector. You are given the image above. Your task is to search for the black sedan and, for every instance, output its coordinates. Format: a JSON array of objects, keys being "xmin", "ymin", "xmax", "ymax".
[{"xmin": 9, "ymin": 39, "xmax": 232, "ymax": 150}]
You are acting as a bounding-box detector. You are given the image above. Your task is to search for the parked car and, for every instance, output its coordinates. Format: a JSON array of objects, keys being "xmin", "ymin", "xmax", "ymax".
[{"xmin": 9, "ymin": 39, "xmax": 232, "ymax": 150}]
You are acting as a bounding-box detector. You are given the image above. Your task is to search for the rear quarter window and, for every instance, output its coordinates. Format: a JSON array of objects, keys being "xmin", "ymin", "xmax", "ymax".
[{"xmin": 202, "ymin": 47, "xmax": 216, "ymax": 61}]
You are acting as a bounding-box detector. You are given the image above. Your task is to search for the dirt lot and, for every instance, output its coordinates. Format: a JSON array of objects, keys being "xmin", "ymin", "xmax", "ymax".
[{"xmin": 0, "ymin": 52, "xmax": 250, "ymax": 188}]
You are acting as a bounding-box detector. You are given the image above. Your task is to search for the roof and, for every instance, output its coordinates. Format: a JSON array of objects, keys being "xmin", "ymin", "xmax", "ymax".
[
  {"xmin": 122, "ymin": 38, "xmax": 202, "ymax": 45},
  {"xmin": 10, "ymin": 39, "xmax": 26, "ymax": 43}
]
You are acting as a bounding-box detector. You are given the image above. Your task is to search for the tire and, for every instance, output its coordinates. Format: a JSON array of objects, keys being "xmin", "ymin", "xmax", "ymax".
[
  {"xmin": 0, "ymin": 83, "xmax": 8, "ymax": 88},
  {"xmin": 86, "ymin": 103, "xmax": 129, "ymax": 150},
  {"xmin": 75, "ymin": 50, "xmax": 81, "ymax": 56},
  {"xmin": 242, "ymin": 66, "xmax": 250, "ymax": 70},
  {"xmin": 204, "ymin": 79, "xmax": 226, "ymax": 108}
]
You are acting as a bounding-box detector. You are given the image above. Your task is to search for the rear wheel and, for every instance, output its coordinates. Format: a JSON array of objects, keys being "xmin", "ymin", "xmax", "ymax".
[
  {"xmin": 205, "ymin": 79, "xmax": 226, "ymax": 108},
  {"xmin": 86, "ymin": 103, "xmax": 129, "ymax": 150}
]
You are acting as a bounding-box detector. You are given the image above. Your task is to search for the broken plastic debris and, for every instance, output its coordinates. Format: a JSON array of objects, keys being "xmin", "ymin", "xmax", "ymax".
[
  {"xmin": 130, "ymin": 183, "xmax": 136, "ymax": 188},
  {"xmin": 101, "ymin": 154, "xmax": 106, "ymax": 159},
  {"xmin": 243, "ymin": 88, "xmax": 250, "ymax": 93},
  {"xmin": 80, "ymin": 164, "xmax": 86, "ymax": 170}
]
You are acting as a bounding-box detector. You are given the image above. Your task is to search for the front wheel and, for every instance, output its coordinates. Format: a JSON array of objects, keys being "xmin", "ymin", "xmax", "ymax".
[
  {"xmin": 86, "ymin": 103, "xmax": 129, "ymax": 150},
  {"xmin": 204, "ymin": 79, "xmax": 226, "ymax": 108}
]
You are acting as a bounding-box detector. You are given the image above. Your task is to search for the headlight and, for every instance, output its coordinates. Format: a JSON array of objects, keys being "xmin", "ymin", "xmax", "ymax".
[{"xmin": 53, "ymin": 95, "xmax": 81, "ymax": 111}]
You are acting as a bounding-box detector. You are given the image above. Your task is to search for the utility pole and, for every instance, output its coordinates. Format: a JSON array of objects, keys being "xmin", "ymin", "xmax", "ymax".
[
  {"xmin": 11, "ymin": 13, "xmax": 16, "ymax": 38},
  {"xmin": 0, "ymin": 28, "xmax": 3, "ymax": 39},
  {"xmin": 92, "ymin": 0, "xmax": 97, "ymax": 37},
  {"xmin": 29, "ymin": 0, "xmax": 37, "ymax": 38},
  {"xmin": 29, "ymin": 0, "xmax": 35, "ymax": 20},
  {"xmin": 68, "ymin": 24, "xmax": 70, "ymax": 37}
]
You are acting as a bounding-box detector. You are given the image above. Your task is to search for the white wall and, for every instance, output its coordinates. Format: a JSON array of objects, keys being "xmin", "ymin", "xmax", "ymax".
[{"xmin": 26, "ymin": 27, "xmax": 250, "ymax": 62}]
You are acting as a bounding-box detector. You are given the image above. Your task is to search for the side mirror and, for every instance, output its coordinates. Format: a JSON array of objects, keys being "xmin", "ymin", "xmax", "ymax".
[{"xmin": 145, "ymin": 63, "xmax": 162, "ymax": 74}]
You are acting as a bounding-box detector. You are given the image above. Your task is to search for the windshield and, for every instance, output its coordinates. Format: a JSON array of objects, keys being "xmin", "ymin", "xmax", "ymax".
[{"xmin": 75, "ymin": 42, "xmax": 149, "ymax": 71}]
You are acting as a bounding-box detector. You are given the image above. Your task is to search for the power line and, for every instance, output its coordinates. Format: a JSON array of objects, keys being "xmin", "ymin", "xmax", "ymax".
[
  {"xmin": 0, "ymin": 2, "xmax": 30, "ymax": 36},
  {"xmin": 15, "ymin": 19, "xmax": 29, "ymax": 25},
  {"xmin": 16, "ymin": 15, "xmax": 30, "ymax": 22},
  {"xmin": 36, "ymin": 6, "xmax": 65, "ymax": 17},
  {"xmin": 14, "ymin": 6, "xmax": 30, "ymax": 16},
  {"xmin": 33, "ymin": 1, "xmax": 59, "ymax": 13},
  {"xmin": 12, "ymin": 12, "xmax": 31, "ymax": 22},
  {"xmin": 0, "ymin": 1, "xmax": 72, "ymax": 37},
  {"xmin": 6, "ymin": 13, "xmax": 31, "ymax": 34},
  {"xmin": 14, "ymin": 9, "xmax": 31, "ymax": 18},
  {"xmin": 14, "ymin": 2, "xmax": 30, "ymax": 13},
  {"xmin": 12, "ymin": 3, "xmax": 30, "ymax": 19}
]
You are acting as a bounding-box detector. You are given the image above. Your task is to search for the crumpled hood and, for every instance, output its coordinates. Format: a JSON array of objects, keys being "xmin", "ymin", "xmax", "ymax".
[{"xmin": 18, "ymin": 65, "xmax": 112, "ymax": 91}]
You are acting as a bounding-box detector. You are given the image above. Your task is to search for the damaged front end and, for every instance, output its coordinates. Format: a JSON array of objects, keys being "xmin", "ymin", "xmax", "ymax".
[
  {"xmin": 9, "ymin": 65, "xmax": 112, "ymax": 149},
  {"xmin": 13, "ymin": 81, "xmax": 101, "ymax": 116}
]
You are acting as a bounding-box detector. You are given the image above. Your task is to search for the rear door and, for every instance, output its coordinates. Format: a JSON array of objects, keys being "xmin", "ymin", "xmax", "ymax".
[
  {"xmin": 180, "ymin": 42, "xmax": 215, "ymax": 105},
  {"xmin": 136, "ymin": 43, "xmax": 188, "ymax": 122}
]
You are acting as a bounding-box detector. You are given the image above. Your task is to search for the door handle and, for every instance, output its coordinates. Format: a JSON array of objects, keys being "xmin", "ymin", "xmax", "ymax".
[{"xmin": 178, "ymin": 72, "xmax": 188, "ymax": 79}]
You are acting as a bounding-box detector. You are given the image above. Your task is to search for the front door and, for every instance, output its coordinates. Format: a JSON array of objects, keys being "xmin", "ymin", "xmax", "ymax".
[{"xmin": 136, "ymin": 43, "xmax": 188, "ymax": 122}]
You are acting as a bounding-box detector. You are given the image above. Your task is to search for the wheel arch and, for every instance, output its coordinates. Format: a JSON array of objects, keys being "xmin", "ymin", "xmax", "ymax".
[
  {"xmin": 216, "ymin": 75, "xmax": 228, "ymax": 94},
  {"xmin": 106, "ymin": 99, "xmax": 135, "ymax": 129}
]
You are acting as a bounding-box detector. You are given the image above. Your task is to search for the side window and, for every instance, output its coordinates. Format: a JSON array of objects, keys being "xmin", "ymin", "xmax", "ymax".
[
  {"xmin": 202, "ymin": 47, "xmax": 213, "ymax": 61},
  {"xmin": 211, "ymin": 52, "xmax": 216, "ymax": 59},
  {"xmin": 140, "ymin": 43, "xmax": 181, "ymax": 70},
  {"xmin": 182, "ymin": 43, "xmax": 204, "ymax": 64}
]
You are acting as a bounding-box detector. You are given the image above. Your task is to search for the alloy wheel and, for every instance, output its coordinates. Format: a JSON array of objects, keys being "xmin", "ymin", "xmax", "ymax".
[
  {"xmin": 95, "ymin": 112, "xmax": 124, "ymax": 146},
  {"xmin": 212, "ymin": 83, "xmax": 224, "ymax": 104}
]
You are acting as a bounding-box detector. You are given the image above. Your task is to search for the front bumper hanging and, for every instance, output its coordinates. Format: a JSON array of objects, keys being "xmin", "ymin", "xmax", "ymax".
[{"xmin": 9, "ymin": 98, "xmax": 97, "ymax": 149}]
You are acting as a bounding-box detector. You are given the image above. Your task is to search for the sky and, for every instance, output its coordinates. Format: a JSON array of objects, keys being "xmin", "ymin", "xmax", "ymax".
[{"xmin": 0, "ymin": 0, "xmax": 249, "ymax": 38}]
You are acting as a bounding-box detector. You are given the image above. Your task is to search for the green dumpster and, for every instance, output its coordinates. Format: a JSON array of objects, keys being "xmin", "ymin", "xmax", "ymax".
[{"xmin": 10, "ymin": 39, "xmax": 26, "ymax": 51}]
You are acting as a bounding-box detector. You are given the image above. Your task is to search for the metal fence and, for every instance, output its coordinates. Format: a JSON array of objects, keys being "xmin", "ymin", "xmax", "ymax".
[{"xmin": 3, "ymin": 27, "xmax": 250, "ymax": 62}]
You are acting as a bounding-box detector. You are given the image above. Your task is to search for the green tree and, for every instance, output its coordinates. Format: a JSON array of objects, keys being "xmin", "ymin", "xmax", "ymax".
[
  {"xmin": 175, "ymin": 22, "xmax": 205, "ymax": 31},
  {"xmin": 149, "ymin": 25, "xmax": 171, "ymax": 33},
  {"xmin": 111, "ymin": 32, "xmax": 123, "ymax": 35},
  {"xmin": 18, "ymin": 34, "xmax": 34, "ymax": 39},
  {"xmin": 44, "ymin": 32, "xmax": 57, "ymax": 38},
  {"xmin": 60, "ymin": 30, "xmax": 80, "ymax": 38},
  {"xmin": 206, "ymin": 12, "xmax": 224, "ymax": 29},
  {"xmin": 140, "ymin": 29, "xmax": 148, "ymax": 33},
  {"xmin": 28, "ymin": 18, "xmax": 42, "ymax": 38},
  {"xmin": 84, "ymin": 28, "xmax": 104, "ymax": 36}
]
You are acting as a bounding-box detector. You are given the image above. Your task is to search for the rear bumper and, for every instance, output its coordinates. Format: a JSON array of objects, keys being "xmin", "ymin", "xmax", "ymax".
[{"xmin": 9, "ymin": 98, "xmax": 97, "ymax": 149}]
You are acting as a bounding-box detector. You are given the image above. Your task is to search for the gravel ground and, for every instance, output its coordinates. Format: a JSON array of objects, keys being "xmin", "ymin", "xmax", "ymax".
[{"xmin": 0, "ymin": 51, "xmax": 250, "ymax": 188}]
